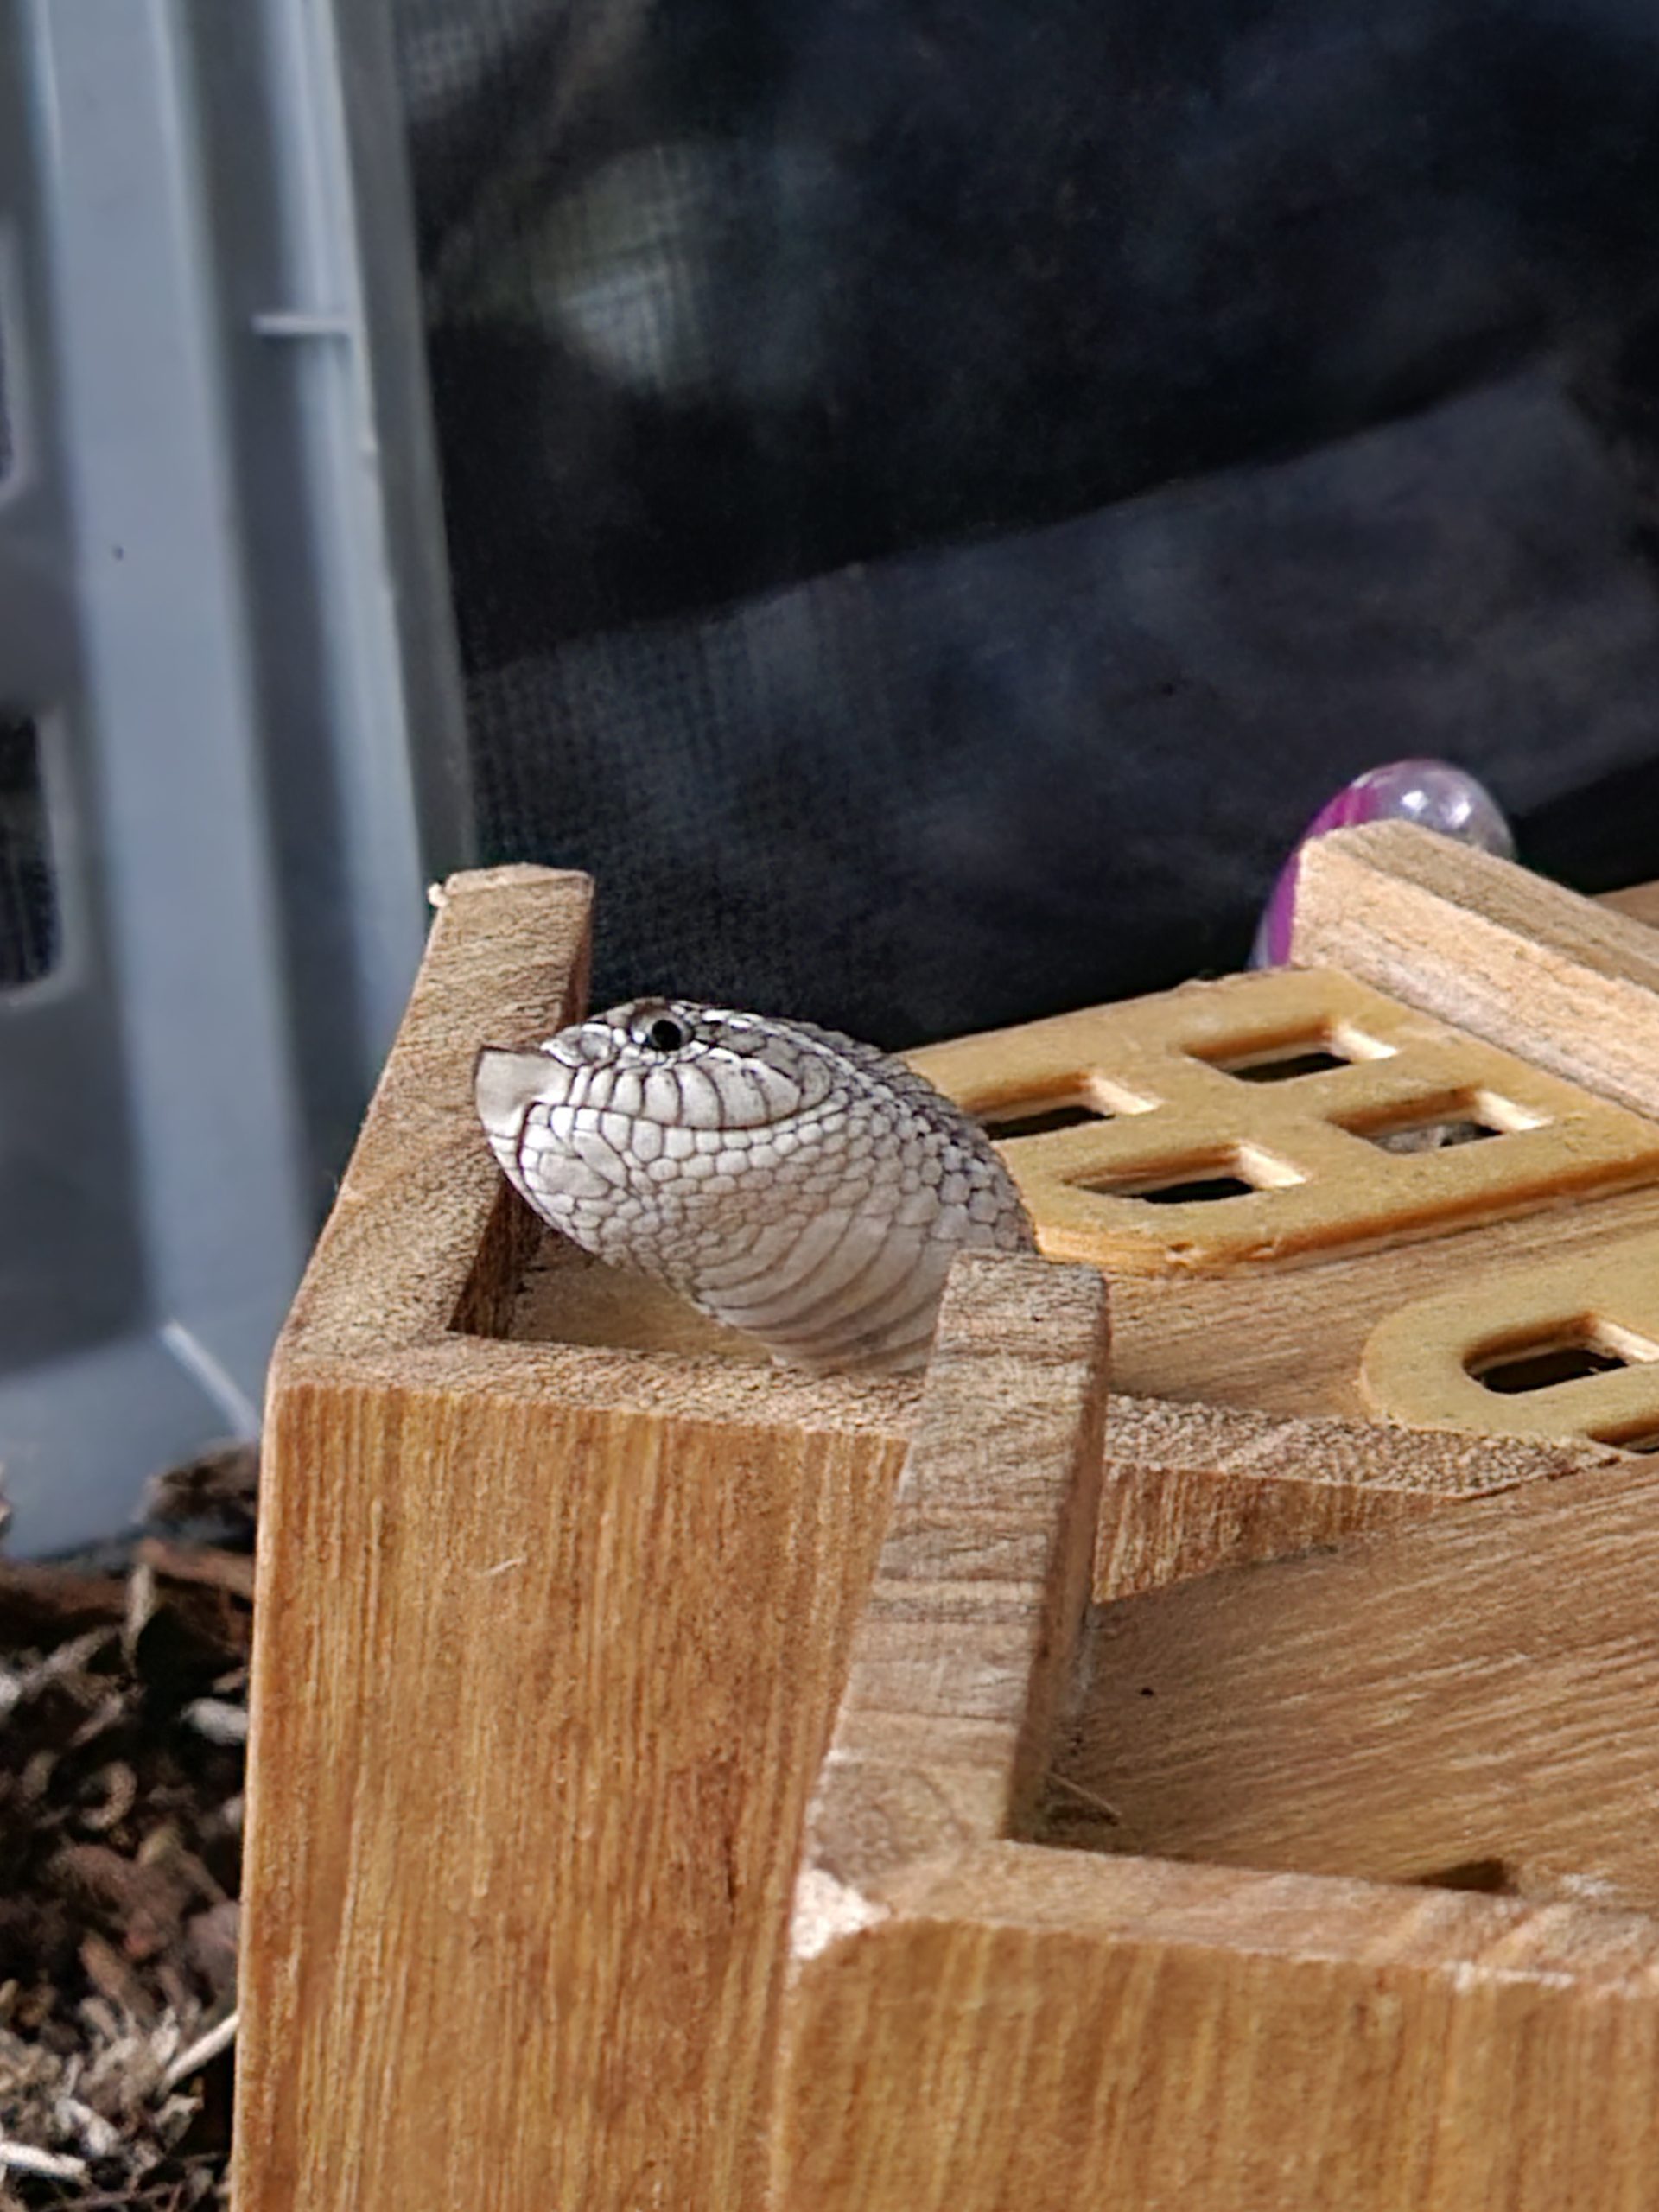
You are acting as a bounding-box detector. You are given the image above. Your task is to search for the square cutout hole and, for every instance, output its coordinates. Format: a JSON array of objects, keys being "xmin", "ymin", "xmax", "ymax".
[
  {"xmin": 1071, "ymin": 1145, "xmax": 1303, "ymax": 1205},
  {"xmin": 1466, "ymin": 1318, "xmax": 1659, "ymax": 1396},
  {"xmin": 976, "ymin": 1074, "xmax": 1152, "ymax": 1139},
  {"xmin": 1192, "ymin": 1024, "xmax": 1392, "ymax": 1084},
  {"xmin": 1117, "ymin": 1171, "xmax": 1255, "ymax": 1205},
  {"xmin": 1338, "ymin": 1090, "xmax": 1542, "ymax": 1156},
  {"xmin": 979, "ymin": 1094, "xmax": 1111, "ymax": 1140}
]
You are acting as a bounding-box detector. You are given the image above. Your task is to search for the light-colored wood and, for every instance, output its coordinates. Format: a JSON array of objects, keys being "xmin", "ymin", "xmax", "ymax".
[
  {"xmin": 901, "ymin": 950, "xmax": 1659, "ymax": 1436},
  {"xmin": 1051, "ymin": 1459, "xmax": 1659, "ymax": 1907},
  {"xmin": 247, "ymin": 1366, "xmax": 901, "ymax": 2212},
  {"xmin": 233, "ymin": 866, "xmax": 915, "ymax": 2212},
  {"xmin": 777, "ymin": 1844, "xmax": 1659, "ymax": 2212},
  {"xmin": 774, "ymin": 1240, "xmax": 1659, "ymax": 2209},
  {"xmin": 798, "ymin": 1251, "xmax": 1109, "ymax": 1916},
  {"xmin": 1096, "ymin": 1393, "xmax": 1619, "ymax": 1599},
  {"xmin": 508, "ymin": 1177, "xmax": 1659, "ymax": 1429},
  {"xmin": 505, "ymin": 1082, "xmax": 1659, "ymax": 1431},
  {"xmin": 511, "ymin": 1228, "xmax": 770, "ymax": 1360},
  {"xmin": 1361, "ymin": 1221, "xmax": 1659, "ymax": 1443},
  {"xmin": 510, "ymin": 1164, "xmax": 1659, "ymax": 1386},
  {"xmin": 779, "ymin": 1395, "xmax": 1659, "ymax": 2212},
  {"xmin": 1103, "ymin": 1179, "xmax": 1659, "ymax": 1418},
  {"xmin": 275, "ymin": 863, "xmax": 592, "ymax": 1360},
  {"xmin": 1291, "ymin": 823, "xmax": 1659, "ymax": 1122},
  {"xmin": 495, "ymin": 1230, "xmax": 1610, "ymax": 1589},
  {"xmin": 908, "ymin": 963, "xmax": 1659, "ymax": 1274}
]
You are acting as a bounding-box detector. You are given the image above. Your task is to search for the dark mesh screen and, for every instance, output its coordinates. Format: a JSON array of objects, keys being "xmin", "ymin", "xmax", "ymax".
[
  {"xmin": 394, "ymin": 0, "xmax": 1659, "ymax": 1046},
  {"xmin": 0, "ymin": 718, "xmax": 56, "ymax": 988}
]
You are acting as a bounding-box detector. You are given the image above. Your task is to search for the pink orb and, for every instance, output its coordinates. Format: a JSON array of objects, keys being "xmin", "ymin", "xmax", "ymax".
[{"xmin": 1252, "ymin": 759, "xmax": 1514, "ymax": 967}]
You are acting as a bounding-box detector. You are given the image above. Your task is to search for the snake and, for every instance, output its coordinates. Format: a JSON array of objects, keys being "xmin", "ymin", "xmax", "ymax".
[{"xmin": 474, "ymin": 997, "xmax": 1036, "ymax": 1371}]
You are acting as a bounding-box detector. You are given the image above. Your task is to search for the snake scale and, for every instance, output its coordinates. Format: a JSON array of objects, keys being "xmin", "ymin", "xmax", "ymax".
[{"xmin": 474, "ymin": 997, "xmax": 1035, "ymax": 1371}]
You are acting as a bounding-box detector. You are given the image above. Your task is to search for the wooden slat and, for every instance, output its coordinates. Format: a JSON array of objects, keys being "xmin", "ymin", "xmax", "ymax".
[
  {"xmin": 1052, "ymin": 1459, "xmax": 1659, "ymax": 1906},
  {"xmin": 799, "ymin": 1251, "xmax": 1109, "ymax": 1916},
  {"xmin": 906, "ymin": 923, "xmax": 1659, "ymax": 1429},
  {"xmin": 1096, "ymin": 1392, "xmax": 1618, "ymax": 1599},
  {"xmin": 910, "ymin": 966, "xmax": 1659, "ymax": 1274},
  {"xmin": 1291, "ymin": 823, "xmax": 1659, "ymax": 1121},
  {"xmin": 244, "ymin": 1368, "xmax": 901, "ymax": 2212}
]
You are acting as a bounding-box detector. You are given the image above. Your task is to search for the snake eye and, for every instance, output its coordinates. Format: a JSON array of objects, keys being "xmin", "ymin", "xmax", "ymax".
[{"xmin": 645, "ymin": 1014, "xmax": 688, "ymax": 1052}]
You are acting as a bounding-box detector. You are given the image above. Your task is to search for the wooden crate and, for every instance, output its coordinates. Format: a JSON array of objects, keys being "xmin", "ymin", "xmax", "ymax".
[
  {"xmin": 779, "ymin": 1271, "xmax": 1659, "ymax": 2212},
  {"xmin": 232, "ymin": 841, "xmax": 1659, "ymax": 2212}
]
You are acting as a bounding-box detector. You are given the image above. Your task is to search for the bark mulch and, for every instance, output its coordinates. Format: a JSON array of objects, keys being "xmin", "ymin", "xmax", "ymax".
[{"xmin": 0, "ymin": 1446, "xmax": 257, "ymax": 2210}]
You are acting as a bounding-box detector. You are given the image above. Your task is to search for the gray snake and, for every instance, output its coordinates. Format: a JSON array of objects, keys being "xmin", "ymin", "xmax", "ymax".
[{"xmin": 474, "ymin": 997, "xmax": 1034, "ymax": 1371}]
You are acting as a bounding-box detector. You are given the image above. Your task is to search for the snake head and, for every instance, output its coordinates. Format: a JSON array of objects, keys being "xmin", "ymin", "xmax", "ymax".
[
  {"xmin": 474, "ymin": 997, "xmax": 839, "ymax": 1211},
  {"xmin": 474, "ymin": 995, "xmax": 1034, "ymax": 1371}
]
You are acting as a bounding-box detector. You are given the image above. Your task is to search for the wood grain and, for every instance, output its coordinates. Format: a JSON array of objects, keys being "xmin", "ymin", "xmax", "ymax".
[
  {"xmin": 278, "ymin": 864, "xmax": 594, "ymax": 1361},
  {"xmin": 245, "ymin": 1367, "xmax": 902, "ymax": 2212},
  {"xmin": 1051, "ymin": 1459, "xmax": 1659, "ymax": 1907},
  {"xmin": 777, "ymin": 1844, "xmax": 1659, "ymax": 2212},
  {"xmin": 781, "ymin": 1306, "xmax": 1659, "ymax": 2209},
  {"xmin": 1096, "ymin": 1392, "xmax": 1619, "ymax": 1599},
  {"xmin": 234, "ymin": 866, "xmax": 912, "ymax": 2212},
  {"xmin": 239, "ymin": 857, "xmax": 1659, "ymax": 2212},
  {"xmin": 1291, "ymin": 823, "xmax": 1659, "ymax": 1122},
  {"xmin": 1106, "ymin": 1178, "xmax": 1659, "ymax": 1414},
  {"xmin": 505, "ymin": 1089, "xmax": 1659, "ymax": 1432},
  {"xmin": 799, "ymin": 1252, "xmax": 1109, "ymax": 1916},
  {"xmin": 904, "ymin": 929, "xmax": 1659, "ymax": 1432}
]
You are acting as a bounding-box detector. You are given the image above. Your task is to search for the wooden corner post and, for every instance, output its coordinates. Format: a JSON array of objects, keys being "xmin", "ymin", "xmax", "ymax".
[{"xmin": 232, "ymin": 866, "xmax": 920, "ymax": 2212}]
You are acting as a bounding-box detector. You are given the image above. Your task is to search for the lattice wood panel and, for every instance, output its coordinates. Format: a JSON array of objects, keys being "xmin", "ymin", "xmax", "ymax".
[
  {"xmin": 912, "ymin": 968, "xmax": 1659, "ymax": 1274},
  {"xmin": 1361, "ymin": 1224, "xmax": 1659, "ymax": 1447}
]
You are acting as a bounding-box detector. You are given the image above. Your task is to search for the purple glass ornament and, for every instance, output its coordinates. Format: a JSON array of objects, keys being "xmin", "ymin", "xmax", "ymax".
[{"xmin": 1251, "ymin": 759, "xmax": 1515, "ymax": 968}]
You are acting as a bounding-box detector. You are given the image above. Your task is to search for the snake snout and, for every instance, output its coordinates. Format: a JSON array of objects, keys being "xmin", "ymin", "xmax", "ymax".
[{"xmin": 474, "ymin": 1046, "xmax": 559, "ymax": 1141}]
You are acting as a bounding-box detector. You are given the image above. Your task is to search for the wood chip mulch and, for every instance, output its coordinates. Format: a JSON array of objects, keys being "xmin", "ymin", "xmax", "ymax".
[{"xmin": 0, "ymin": 1446, "xmax": 257, "ymax": 2210}]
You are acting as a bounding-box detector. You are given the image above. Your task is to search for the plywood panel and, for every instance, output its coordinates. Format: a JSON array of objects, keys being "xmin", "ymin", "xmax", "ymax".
[{"xmin": 1052, "ymin": 1460, "xmax": 1659, "ymax": 1906}]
